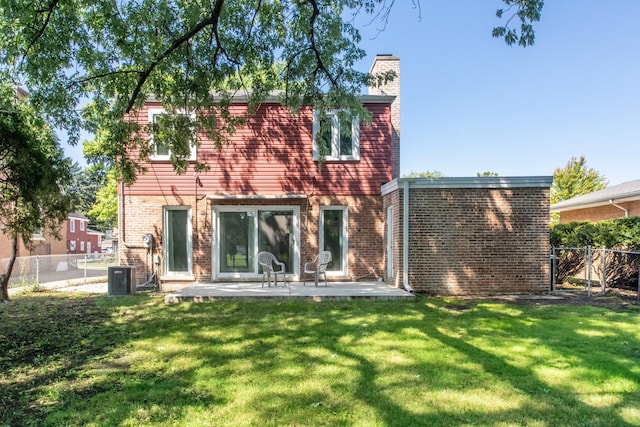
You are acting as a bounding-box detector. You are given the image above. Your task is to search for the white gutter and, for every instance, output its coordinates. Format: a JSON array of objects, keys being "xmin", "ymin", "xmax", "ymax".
[
  {"xmin": 402, "ymin": 180, "xmax": 413, "ymax": 292},
  {"xmin": 609, "ymin": 199, "xmax": 629, "ymax": 217}
]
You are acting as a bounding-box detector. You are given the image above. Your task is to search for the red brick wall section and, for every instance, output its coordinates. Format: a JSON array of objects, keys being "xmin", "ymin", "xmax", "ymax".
[
  {"xmin": 389, "ymin": 187, "xmax": 550, "ymax": 295},
  {"xmin": 119, "ymin": 194, "xmax": 385, "ymax": 284}
]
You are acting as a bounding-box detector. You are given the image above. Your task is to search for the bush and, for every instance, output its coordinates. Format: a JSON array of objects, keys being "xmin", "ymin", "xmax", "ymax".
[
  {"xmin": 551, "ymin": 217, "xmax": 640, "ymax": 290},
  {"xmin": 551, "ymin": 217, "xmax": 640, "ymax": 250}
]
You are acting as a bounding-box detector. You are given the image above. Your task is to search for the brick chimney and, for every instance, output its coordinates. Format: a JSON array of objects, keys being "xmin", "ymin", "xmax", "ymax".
[{"xmin": 369, "ymin": 54, "xmax": 400, "ymax": 179}]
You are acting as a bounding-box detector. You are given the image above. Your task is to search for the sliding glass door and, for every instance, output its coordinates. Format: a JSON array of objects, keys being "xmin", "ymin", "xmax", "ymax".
[
  {"xmin": 219, "ymin": 211, "xmax": 255, "ymax": 273},
  {"xmin": 213, "ymin": 206, "xmax": 299, "ymax": 279}
]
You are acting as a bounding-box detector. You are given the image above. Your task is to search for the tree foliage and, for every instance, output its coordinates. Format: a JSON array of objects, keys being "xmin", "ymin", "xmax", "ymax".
[
  {"xmin": 88, "ymin": 169, "xmax": 118, "ymax": 230},
  {"xmin": 0, "ymin": 85, "xmax": 73, "ymax": 301},
  {"xmin": 493, "ymin": 0, "xmax": 544, "ymax": 47},
  {"xmin": 477, "ymin": 171, "xmax": 499, "ymax": 177},
  {"xmin": 403, "ymin": 170, "xmax": 446, "ymax": 179},
  {"xmin": 0, "ymin": 0, "xmax": 543, "ymax": 183},
  {"xmin": 66, "ymin": 162, "xmax": 107, "ymax": 218},
  {"xmin": 551, "ymin": 156, "xmax": 608, "ymax": 205}
]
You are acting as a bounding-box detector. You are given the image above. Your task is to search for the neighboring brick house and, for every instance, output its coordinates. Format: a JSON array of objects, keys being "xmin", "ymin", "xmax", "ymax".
[
  {"xmin": 119, "ymin": 54, "xmax": 552, "ymax": 295},
  {"xmin": 551, "ymin": 179, "xmax": 640, "ymax": 223},
  {"xmin": 0, "ymin": 212, "xmax": 104, "ymax": 258}
]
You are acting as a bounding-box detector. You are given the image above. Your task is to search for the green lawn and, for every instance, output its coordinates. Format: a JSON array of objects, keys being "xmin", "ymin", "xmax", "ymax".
[{"xmin": 1, "ymin": 293, "xmax": 639, "ymax": 426}]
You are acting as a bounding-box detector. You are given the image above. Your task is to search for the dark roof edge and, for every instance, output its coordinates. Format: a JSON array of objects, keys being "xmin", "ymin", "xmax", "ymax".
[
  {"xmin": 382, "ymin": 176, "xmax": 553, "ymax": 196},
  {"xmin": 147, "ymin": 91, "xmax": 395, "ymax": 105}
]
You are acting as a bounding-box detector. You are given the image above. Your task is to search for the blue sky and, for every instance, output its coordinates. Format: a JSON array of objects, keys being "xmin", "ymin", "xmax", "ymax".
[
  {"xmin": 353, "ymin": 0, "xmax": 640, "ymax": 185},
  {"xmin": 63, "ymin": 1, "xmax": 639, "ymax": 186}
]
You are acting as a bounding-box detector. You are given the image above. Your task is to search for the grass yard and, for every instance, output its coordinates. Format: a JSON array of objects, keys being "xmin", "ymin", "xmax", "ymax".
[{"xmin": 1, "ymin": 292, "xmax": 639, "ymax": 426}]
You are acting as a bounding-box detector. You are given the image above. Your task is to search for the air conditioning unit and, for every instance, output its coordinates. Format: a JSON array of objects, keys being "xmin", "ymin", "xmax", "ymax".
[{"xmin": 108, "ymin": 266, "xmax": 136, "ymax": 296}]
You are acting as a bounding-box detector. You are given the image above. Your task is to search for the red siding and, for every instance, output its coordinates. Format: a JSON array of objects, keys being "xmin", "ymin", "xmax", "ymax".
[{"xmin": 125, "ymin": 102, "xmax": 392, "ymax": 197}]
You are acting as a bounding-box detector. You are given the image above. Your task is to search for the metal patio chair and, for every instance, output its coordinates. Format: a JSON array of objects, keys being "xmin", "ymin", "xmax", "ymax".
[
  {"xmin": 258, "ymin": 251, "xmax": 287, "ymax": 287},
  {"xmin": 303, "ymin": 251, "xmax": 332, "ymax": 286}
]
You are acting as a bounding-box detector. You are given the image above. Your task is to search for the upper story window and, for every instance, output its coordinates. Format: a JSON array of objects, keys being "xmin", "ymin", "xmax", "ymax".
[
  {"xmin": 80, "ymin": 221, "xmax": 85, "ymax": 231},
  {"xmin": 313, "ymin": 110, "xmax": 360, "ymax": 161},
  {"xmin": 148, "ymin": 108, "xmax": 197, "ymax": 161},
  {"xmin": 70, "ymin": 219, "xmax": 75, "ymax": 233},
  {"xmin": 32, "ymin": 228, "xmax": 44, "ymax": 241}
]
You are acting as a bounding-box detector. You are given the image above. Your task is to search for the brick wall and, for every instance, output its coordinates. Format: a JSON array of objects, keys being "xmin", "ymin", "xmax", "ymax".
[
  {"xmin": 559, "ymin": 200, "xmax": 640, "ymax": 223},
  {"xmin": 369, "ymin": 54, "xmax": 400, "ymax": 179},
  {"xmin": 119, "ymin": 194, "xmax": 385, "ymax": 285},
  {"xmin": 383, "ymin": 178, "xmax": 552, "ymax": 295}
]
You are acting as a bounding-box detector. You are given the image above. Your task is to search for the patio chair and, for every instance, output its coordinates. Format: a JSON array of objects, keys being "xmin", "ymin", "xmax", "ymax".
[
  {"xmin": 303, "ymin": 251, "xmax": 332, "ymax": 287},
  {"xmin": 258, "ymin": 251, "xmax": 287, "ymax": 287}
]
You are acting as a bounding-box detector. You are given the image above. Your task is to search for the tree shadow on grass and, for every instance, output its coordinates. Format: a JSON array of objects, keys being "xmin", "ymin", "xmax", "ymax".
[{"xmin": 2, "ymin": 294, "xmax": 640, "ymax": 426}]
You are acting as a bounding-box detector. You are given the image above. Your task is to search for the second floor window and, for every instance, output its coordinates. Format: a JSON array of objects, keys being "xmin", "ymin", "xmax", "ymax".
[
  {"xmin": 70, "ymin": 220, "xmax": 75, "ymax": 233},
  {"xmin": 313, "ymin": 110, "xmax": 360, "ymax": 161},
  {"xmin": 148, "ymin": 108, "xmax": 197, "ymax": 161},
  {"xmin": 80, "ymin": 221, "xmax": 85, "ymax": 231}
]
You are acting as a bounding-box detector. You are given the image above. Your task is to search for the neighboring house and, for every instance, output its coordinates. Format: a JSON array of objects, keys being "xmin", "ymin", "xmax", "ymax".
[
  {"xmin": 551, "ymin": 179, "xmax": 640, "ymax": 223},
  {"xmin": 119, "ymin": 54, "xmax": 552, "ymax": 295},
  {"xmin": 0, "ymin": 212, "xmax": 104, "ymax": 259},
  {"xmin": 101, "ymin": 229, "xmax": 118, "ymax": 254},
  {"xmin": 66, "ymin": 213, "xmax": 104, "ymax": 256}
]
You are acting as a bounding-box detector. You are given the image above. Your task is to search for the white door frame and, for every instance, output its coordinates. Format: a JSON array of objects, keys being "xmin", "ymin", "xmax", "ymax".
[{"xmin": 211, "ymin": 205, "xmax": 300, "ymax": 280}]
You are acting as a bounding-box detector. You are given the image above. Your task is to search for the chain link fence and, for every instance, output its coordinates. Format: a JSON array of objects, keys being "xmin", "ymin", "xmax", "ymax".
[
  {"xmin": 551, "ymin": 246, "xmax": 640, "ymax": 300},
  {"xmin": 1, "ymin": 253, "xmax": 118, "ymax": 290}
]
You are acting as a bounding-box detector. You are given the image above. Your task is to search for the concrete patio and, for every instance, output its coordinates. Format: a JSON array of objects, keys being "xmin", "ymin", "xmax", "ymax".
[{"xmin": 163, "ymin": 281, "xmax": 415, "ymax": 304}]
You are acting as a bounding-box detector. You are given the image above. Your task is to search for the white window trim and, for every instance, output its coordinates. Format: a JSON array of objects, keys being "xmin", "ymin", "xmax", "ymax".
[
  {"xmin": 69, "ymin": 219, "xmax": 75, "ymax": 233},
  {"xmin": 163, "ymin": 206, "xmax": 193, "ymax": 277},
  {"xmin": 319, "ymin": 205, "xmax": 349, "ymax": 277},
  {"xmin": 148, "ymin": 108, "xmax": 197, "ymax": 161},
  {"xmin": 312, "ymin": 110, "xmax": 360, "ymax": 161},
  {"xmin": 32, "ymin": 228, "xmax": 45, "ymax": 241},
  {"xmin": 80, "ymin": 221, "xmax": 85, "ymax": 231},
  {"xmin": 80, "ymin": 241, "xmax": 85, "ymax": 251},
  {"xmin": 69, "ymin": 240, "xmax": 76, "ymax": 252}
]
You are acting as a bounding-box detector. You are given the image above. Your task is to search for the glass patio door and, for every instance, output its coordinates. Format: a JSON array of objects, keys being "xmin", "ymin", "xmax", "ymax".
[
  {"xmin": 219, "ymin": 211, "xmax": 255, "ymax": 273},
  {"xmin": 258, "ymin": 210, "xmax": 294, "ymax": 273},
  {"xmin": 214, "ymin": 207, "xmax": 299, "ymax": 278}
]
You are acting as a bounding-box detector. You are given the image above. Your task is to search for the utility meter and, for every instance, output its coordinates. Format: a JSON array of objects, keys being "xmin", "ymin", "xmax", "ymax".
[{"xmin": 143, "ymin": 233, "xmax": 153, "ymax": 248}]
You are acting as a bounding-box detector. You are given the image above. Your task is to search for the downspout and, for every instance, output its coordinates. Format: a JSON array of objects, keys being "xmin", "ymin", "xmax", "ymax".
[
  {"xmin": 118, "ymin": 181, "xmax": 125, "ymax": 264},
  {"xmin": 402, "ymin": 180, "xmax": 413, "ymax": 292},
  {"xmin": 609, "ymin": 199, "xmax": 628, "ymax": 217}
]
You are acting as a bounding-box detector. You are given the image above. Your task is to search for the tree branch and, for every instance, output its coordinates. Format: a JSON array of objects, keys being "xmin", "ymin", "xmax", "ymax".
[
  {"xmin": 126, "ymin": 0, "xmax": 226, "ymax": 113},
  {"xmin": 306, "ymin": 0, "xmax": 338, "ymax": 87},
  {"xmin": 19, "ymin": 0, "xmax": 60, "ymax": 71}
]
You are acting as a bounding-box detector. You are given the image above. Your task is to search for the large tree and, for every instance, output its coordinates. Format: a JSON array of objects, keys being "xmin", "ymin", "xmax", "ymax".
[
  {"xmin": 551, "ymin": 155, "xmax": 608, "ymax": 205},
  {"xmin": 87, "ymin": 169, "xmax": 118, "ymax": 231},
  {"xmin": 0, "ymin": 0, "xmax": 544, "ymax": 182},
  {"xmin": 0, "ymin": 85, "xmax": 73, "ymax": 302}
]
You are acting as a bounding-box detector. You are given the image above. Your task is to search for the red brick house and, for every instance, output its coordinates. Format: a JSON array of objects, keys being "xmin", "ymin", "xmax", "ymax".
[
  {"xmin": 0, "ymin": 212, "xmax": 104, "ymax": 258},
  {"xmin": 119, "ymin": 55, "xmax": 399, "ymax": 287},
  {"xmin": 551, "ymin": 179, "xmax": 640, "ymax": 223},
  {"xmin": 118, "ymin": 54, "xmax": 552, "ymax": 295}
]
